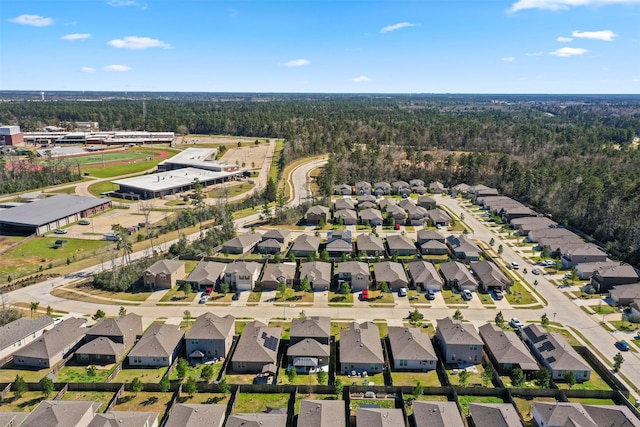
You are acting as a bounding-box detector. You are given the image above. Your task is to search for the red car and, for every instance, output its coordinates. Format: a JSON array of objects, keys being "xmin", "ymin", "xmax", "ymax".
[
  {"xmin": 394, "ymin": 223, "xmax": 401, "ymax": 230},
  {"xmin": 361, "ymin": 290, "xmax": 369, "ymax": 301}
]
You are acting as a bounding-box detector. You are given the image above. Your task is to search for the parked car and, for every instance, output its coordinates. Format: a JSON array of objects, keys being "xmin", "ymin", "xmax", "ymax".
[
  {"xmin": 232, "ymin": 292, "xmax": 240, "ymax": 301},
  {"xmin": 511, "ymin": 261, "xmax": 519, "ymax": 270},
  {"xmin": 361, "ymin": 290, "xmax": 369, "ymax": 301},
  {"xmin": 78, "ymin": 219, "xmax": 90, "ymax": 225},
  {"xmin": 199, "ymin": 295, "xmax": 209, "ymax": 304},
  {"xmin": 494, "ymin": 289, "xmax": 504, "ymax": 300},
  {"xmin": 54, "ymin": 229, "xmax": 67, "ymax": 234},
  {"xmin": 615, "ymin": 341, "xmax": 630, "ymax": 352},
  {"xmin": 398, "ymin": 287, "xmax": 408, "ymax": 297},
  {"xmin": 462, "ymin": 289, "xmax": 473, "ymax": 301},
  {"xmin": 510, "ymin": 318, "xmax": 524, "ymax": 328},
  {"xmin": 532, "ymin": 268, "xmax": 541, "ymax": 275},
  {"xmin": 394, "ymin": 223, "xmax": 401, "ymax": 230},
  {"xmin": 426, "ymin": 290, "xmax": 436, "ymax": 300}
]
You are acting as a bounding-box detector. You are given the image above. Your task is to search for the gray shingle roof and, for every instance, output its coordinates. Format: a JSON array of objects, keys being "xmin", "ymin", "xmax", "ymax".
[
  {"xmin": 86, "ymin": 313, "xmax": 143, "ymax": 340},
  {"xmin": 75, "ymin": 337, "xmax": 125, "ymax": 357},
  {"xmin": 128, "ymin": 324, "xmax": 184, "ymax": 358},
  {"xmin": 186, "ymin": 313, "xmax": 235, "ymax": 341},
  {"xmin": 610, "ymin": 284, "xmax": 640, "ymax": 300},
  {"xmin": 225, "ymin": 261, "xmax": 261, "ymax": 276},
  {"xmin": 326, "ymin": 239, "xmax": 352, "ymax": 253},
  {"xmin": 299, "ymin": 262, "xmax": 332, "ymax": 284},
  {"xmin": 479, "ymin": 324, "xmax": 538, "ymax": 371},
  {"xmin": 164, "ymin": 403, "xmax": 227, "ymax": 427},
  {"xmin": 261, "ymin": 262, "xmax": 297, "ymax": 282},
  {"xmin": 21, "ymin": 400, "xmax": 100, "ymax": 427},
  {"xmin": 145, "ymin": 259, "xmax": 184, "ymax": 275},
  {"xmin": 340, "ymin": 322, "xmax": 383, "ymax": 365},
  {"xmin": 291, "ymin": 235, "xmax": 321, "ymax": 252},
  {"xmin": 388, "ymin": 326, "xmax": 436, "ymax": 362},
  {"xmin": 373, "ymin": 261, "xmax": 408, "ymax": 284},
  {"xmin": 522, "ymin": 324, "xmax": 590, "ymax": 372},
  {"xmin": 407, "ymin": 261, "xmax": 443, "ymax": 286},
  {"xmin": 0, "ymin": 195, "xmax": 109, "ymax": 227},
  {"xmin": 386, "ymin": 234, "xmax": 415, "ymax": 251},
  {"xmin": 356, "ymin": 234, "xmax": 384, "ymax": 252},
  {"xmin": 468, "ymin": 403, "xmax": 523, "ymax": 427},
  {"xmin": 534, "ymin": 402, "xmax": 640, "ymax": 427},
  {"xmin": 412, "ymin": 401, "xmax": 464, "ymax": 427},
  {"xmin": 0, "ymin": 315, "xmax": 54, "ymax": 351},
  {"xmin": 416, "ymin": 229, "xmax": 445, "ymax": 243},
  {"xmin": 358, "ymin": 208, "xmax": 383, "ymax": 222},
  {"xmin": 223, "ymin": 231, "xmax": 262, "ymax": 251},
  {"xmin": 88, "ymin": 411, "xmax": 159, "ymax": 427},
  {"xmin": 439, "ymin": 262, "xmax": 477, "ymax": 289},
  {"xmin": 226, "ymin": 413, "xmax": 287, "ymax": 427},
  {"xmin": 186, "ymin": 261, "xmax": 227, "ymax": 284},
  {"xmin": 287, "ymin": 338, "xmax": 330, "ymax": 358},
  {"xmin": 472, "ymin": 261, "xmax": 510, "ymax": 289},
  {"xmin": 290, "ymin": 316, "xmax": 330, "ymax": 340},
  {"xmin": 262, "ymin": 229, "xmax": 290, "ymax": 242},
  {"xmin": 297, "ymin": 400, "xmax": 346, "ymax": 427},
  {"xmin": 13, "ymin": 317, "xmax": 86, "ymax": 360},
  {"xmin": 336, "ymin": 261, "xmax": 369, "ymax": 276},
  {"xmin": 356, "ymin": 408, "xmax": 404, "ymax": 427},
  {"xmin": 306, "ymin": 205, "xmax": 330, "ymax": 216},
  {"xmin": 232, "ymin": 320, "xmax": 281, "ymax": 364},
  {"xmin": 436, "ymin": 318, "xmax": 482, "ymax": 346}
]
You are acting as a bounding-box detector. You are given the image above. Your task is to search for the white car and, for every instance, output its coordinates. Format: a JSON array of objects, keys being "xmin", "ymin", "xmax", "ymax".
[
  {"xmin": 462, "ymin": 289, "xmax": 473, "ymax": 300},
  {"xmin": 398, "ymin": 287, "xmax": 408, "ymax": 297},
  {"xmin": 510, "ymin": 318, "xmax": 524, "ymax": 328},
  {"xmin": 54, "ymin": 229, "xmax": 67, "ymax": 234},
  {"xmin": 199, "ymin": 295, "xmax": 209, "ymax": 304},
  {"xmin": 511, "ymin": 261, "xmax": 519, "ymax": 270}
]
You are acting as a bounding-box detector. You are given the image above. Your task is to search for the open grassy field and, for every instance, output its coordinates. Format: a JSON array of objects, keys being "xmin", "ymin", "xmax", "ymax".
[
  {"xmin": 391, "ymin": 370, "xmax": 441, "ymax": 387},
  {"xmin": 54, "ymin": 365, "xmax": 112, "ymax": 383},
  {"xmin": 61, "ymin": 391, "xmax": 115, "ymax": 412},
  {"xmin": 112, "ymin": 366, "xmax": 168, "ymax": 383},
  {"xmin": 177, "ymin": 393, "xmax": 230, "ymax": 406},
  {"xmin": 233, "ymin": 393, "xmax": 290, "ymax": 413},
  {"xmin": 0, "ymin": 391, "xmax": 47, "ymax": 412},
  {"xmin": 0, "ymin": 362, "xmax": 52, "ymax": 383},
  {"xmin": 65, "ymin": 281, "xmax": 152, "ymax": 302},
  {"xmin": 114, "ymin": 391, "xmax": 173, "ymax": 414},
  {"xmin": 169, "ymin": 362, "xmax": 223, "ymax": 383}
]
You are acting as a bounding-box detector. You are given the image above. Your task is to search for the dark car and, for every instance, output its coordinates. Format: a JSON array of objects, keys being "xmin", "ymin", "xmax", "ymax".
[
  {"xmin": 232, "ymin": 293, "xmax": 240, "ymax": 301},
  {"xmin": 426, "ymin": 290, "xmax": 435, "ymax": 300},
  {"xmin": 615, "ymin": 341, "xmax": 630, "ymax": 352},
  {"xmin": 494, "ymin": 289, "xmax": 504, "ymax": 300}
]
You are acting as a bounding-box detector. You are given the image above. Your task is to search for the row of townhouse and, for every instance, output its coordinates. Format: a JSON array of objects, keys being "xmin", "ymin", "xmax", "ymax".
[{"xmin": 333, "ymin": 179, "xmax": 446, "ymax": 197}]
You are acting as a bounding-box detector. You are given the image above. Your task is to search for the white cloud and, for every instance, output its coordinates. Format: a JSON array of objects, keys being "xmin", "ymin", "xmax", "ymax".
[
  {"xmin": 9, "ymin": 14, "xmax": 53, "ymax": 27},
  {"xmin": 81, "ymin": 67, "xmax": 96, "ymax": 73},
  {"xmin": 550, "ymin": 47, "xmax": 588, "ymax": 56},
  {"xmin": 352, "ymin": 75, "xmax": 372, "ymax": 82},
  {"xmin": 572, "ymin": 30, "xmax": 618, "ymax": 41},
  {"xmin": 557, "ymin": 36, "xmax": 573, "ymax": 42},
  {"xmin": 104, "ymin": 65, "xmax": 131, "ymax": 72},
  {"xmin": 380, "ymin": 22, "xmax": 416, "ymax": 34},
  {"xmin": 510, "ymin": 0, "xmax": 640, "ymax": 12},
  {"xmin": 108, "ymin": 0, "xmax": 139, "ymax": 6},
  {"xmin": 526, "ymin": 51, "xmax": 544, "ymax": 56},
  {"xmin": 283, "ymin": 59, "xmax": 310, "ymax": 67},
  {"xmin": 108, "ymin": 36, "xmax": 170, "ymax": 49},
  {"xmin": 61, "ymin": 33, "xmax": 91, "ymax": 41},
  {"xmin": 502, "ymin": 57, "xmax": 516, "ymax": 62}
]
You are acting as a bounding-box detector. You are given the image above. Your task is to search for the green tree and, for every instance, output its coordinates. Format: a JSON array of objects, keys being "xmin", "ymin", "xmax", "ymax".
[
  {"xmin": 130, "ymin": 377, "xmax": 144, "ymax": 393},
  {"xmin": 498, "ymin": 244, "xmax": 503, "ymax": 255},
  {"xmin": 264, "ymin": 177, "xmax": 277, "ymax": 203},
  {"xmin": 288, "ymin": 251, "xmax": 296, "ymax": 263},
  {"xmin": 13, "ymin": 375, "xmax": 27, "ymax": 398},
  {"xmin": 564, "ymin": 371, "xmax": 576, "ymax": 388},
  {"xmin": 277, "ymin": 281, "xmax": 287, "ymax": 300},
  {"xmin": 320, "ymin": 249, "xmax": 330, "ymax": 262},
  {"xmin": 554, "ymin": 259, "xmax": 563, "ymax": 271},
  {"xmin": 379, "ymin": 281, "xmax": 389, "ymax": 293},
  {"xmin": 495, "ymin": 311, "xmax": 505, "ymax": 328},
  {"xmin": 334, "ymin": 378, "xmax": 344, "ymax": 397},
  {"xmin": 392, "ymin": 252, "xmax": 399, "ymax": 263},
  {"xmin": 184, "ymin": 376, "xmax": 198, "ymax": 395},
  {"xmin": 220, "ymin": 282, "xmax": 230, "ymax": 295},
  {"xmin": 340, "ymin": 283, "xmax": 351, "ymax": 295},
  {"xmin": 176, "ymin": 358, "xmax": 189, "ymax": 380},
  {"xmin": 40, "ymin": 377, "xmax": 54, "ymax": 397},
  {"xmin": 613, "ymin": 352, "xmax": 625, "ymax": 372},
  {"xmin": 409, "ymin": 309, "xmax": 424, "ymax": 325},
  {"xmin": 511, "ymin": 367, "xmax": 526, "ymax": 387},
  {"xmin": 201, "ymin": 364, "xmax": 215, "ymax": 382},
  {"xmin": 453, "ymin": 309, "xmax": 464, "ymax": 321},
  {"xmin": 481, "ymin": 366, "xmax": 494, "ymax": 387},
  {"xmin": 413, "ymin": 381, "xmax": 424, "ymax": 397},
  {"xmin": 119, "ymin": 306, "xmax": 127, "ymax": 316},
  {"xmin": 300, "ymin": 277, "xmax": 312, "ymax": 293},
  {"xmin": 489, "ymin": 237, "xmax": 495, "ymax": 246},
  {"xmin": 30, "ymin": 301, "xmax": 39, "ymax": 318},
  {"xmin": 183, "ymin": 283, "xmax": 192, "ymax": 295},
  {"xmin": 183, "ymin": 310, "xmax": 192, "ymax": 326},
  {"xmin": 287, "ymin": 367, "xmax": 297, "ymax": 383},
  {"xmin": 159, "ymin": 376, "xmax": 171, "ymax": 392},
  {"xmin": 219, "ymin": 378, "xmax": 231, "ymax": 394},
  {"xmin": 87, "ymin": 365, "xmax": 97, "ymax": 377},
  {"xmin": 273, "ymin": 252, "xmax": 282, "ymax": 263},
  {"xmin": 93, "ymin": 309, "xmax": 106, "ymax": 320},
  {"xmin": 341, "ymin": 252, "xmax": 347, "ymax": 262},
  {"xmin": 535, "ymin": 368, "xmax": 551, "ymax": 389},
  {"xmin": 46, "ymin": 306, "xmax": 53, "ymax": 317},
  {"xmin": 316, "ymin": 370, "xmax": 328, "ymax": 385},
  {"xmin": 458, "ymin": 370, "xmax": 471, "ymax": 387},
  {"xmin": 541, "ymin": 313, "xmax": 550, "ymax": 327}
]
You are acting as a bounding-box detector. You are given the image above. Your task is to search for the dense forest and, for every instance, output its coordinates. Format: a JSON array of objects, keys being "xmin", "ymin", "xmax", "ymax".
[{"xmin": 2, "ymin": 94, "xmax": 640, "ymax": 265}]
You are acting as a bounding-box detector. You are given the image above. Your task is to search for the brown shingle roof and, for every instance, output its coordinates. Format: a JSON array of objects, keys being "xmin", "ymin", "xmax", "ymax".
[
  {"xmin": 340, "ymin": 322, "xmax": 383, "ymax": 365},
  {"xmin": 128, "ymin": 324, "xmax": 184, "ymax": 358},
  {"xmin": 186, "ymin": 313, "xmax": 234, "ymax": 341},
  {"xmin": 232, "ymin": 320, "xmax": 281, "ymax": 364}
]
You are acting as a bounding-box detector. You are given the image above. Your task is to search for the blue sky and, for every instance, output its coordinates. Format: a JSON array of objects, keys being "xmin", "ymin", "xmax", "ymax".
[{"xmin": 2, "ymin": 0, "xmax": 640, "ymax": 93}]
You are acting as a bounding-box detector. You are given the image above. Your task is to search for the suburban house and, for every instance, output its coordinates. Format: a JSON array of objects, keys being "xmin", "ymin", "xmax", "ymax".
[
  {"xmin": 13, "ymin": 317, "xmax": 87, "ymax": 368},
  {"xmin": 450, "ymin": 183, "xmax": 471, "ymax": 196},
  {"xmin": 479, "ymin": 324, "xmax": 538, "ymax": 376},
  {"xmin": 417, "ymin": 229, "xmax": 445, "ymax": 245},
  {"xmin": 386, "ymin": 234, "xmax": 417, "ymax": 256},
  {"xmin": 359, "ymin": 208, "xmax": 383, "ymax": 226},
  {"xmin": 355, "ymin": 181, "xmax": 372, "ymax": 195},
  {"xmin": 532, "ymin": 402, "xmax": 640, "ymax": 427},
  {"xmin": 409, "ymin": 179, "xmax": 425, "ymax": 189},
  {"xmin": 185, "ymin": 261, "xmax": 227, "ymax": 290},
  {"xmin": 373, "ymin": 261, "xmax": 409, "ymax": 290},
  {"xmin": 336, "ymin": 261, "xmax": 371, "ymax": 292},
  {"xmin": 576, "ymin": 260, "xmax": 617, "ymax": 280},
  {"xmin": 143, "ymin": 259, "xmax": 186, "ymax": 290},
  {"xmin": 412, "ymin": 184, "xmax": 427, "ymax": 194},
  {"xmin": 226, "ymin": 414, "xmax": 287, "ymax": 427},
  {"xmin": 328, "ymin": 229, "xmax": 352, "ymax": 243},
  {"xmin": 469, "ymin": 184, "xmax": 499, "ymax": 198},
  {"xmin": 373, "ymin": 181, "xmax": 391, "ymax": 196},
  {"xmin": 417, "ymin": 195, "xmax": 436, "ymax": 210},
  {"xmin": 359, "ymin": 201, "xmax": 377, "ymax": 210},
  {"xmin": 21, "ymin": 400, "xmax": 100, "ymax": 427},
  {"xmin": 334, "ymin": 197, "xmax": 355, "ymax": 211},
  {"xmin": 297, "ymin": 400, "xmax": 346, "ymax": 427},
  {"xmin": 75, "ymin": 337, "xmax": 125, "ymax": 365},
  {"xmin": 472, "ymin": 261, "xmax": 511, "ymax": 292},
  {"xmin": 377, "ymin": 198, "xmax": 395, "ymax": 211},
  {"xmin": 609, "ymin": 284, "xmax": 640, "ymax": 306},
  {"xmin": 333, "ymin": 184, "xmax": 352, "ymax": 196},
  {"xmin": 164, "ymin": 403, "xmax": 227, "ymax": 427},
  {"xmin": 439, "ymin": 261, "xmax": 478, "ymax": 291},
  {"xmin": 305, "ymin": 205, "xmax": 330, "ymax": 225},
  {"xmin": 326, "ymin": 239, "xmax": 353, "ymax": 259},
  {"xmin": 0, "ymin": 413, "xmax": 29, "ymax": 427},
  {"xmin": 387, "ymin": 326, "xmax": 437, "ymax": 371},
  {"xmin": 392, "ymin": 180, "xmax": 410, "ymax": 195},
  {"xmin": 429, "ymin": 181, "xmax": 445, "ymax": 194},
  {"xmin": 356, "ymin": 408, "xmax": 405, "ymax": 427},
  {"xmin": 468, "ymin": 403, "xmax": 524, "ymax": 427},
  {"xmin": 385, "ymin": 204, "xmax": 407, "ymax": 224},
  {"xmin": 128, "ymin": 323, "xmax": 184, "ymax": 367},
  {"xmin": 521, "ymin": 324, "xmax": 591, "ymax": 382},
  {"xmin": 84, "ymin": 313, "xmax": 143, "ymax": 349},
  {"xmin": 260, "ymin": 262, "xmax": 297, "ymax": 289},
  {"xmin": 224, "ymin": 261, "xmax": 262, "ymax": 291},
  {"xmin": 412, "ymin": 401, "xmax": 464, "ymax": 427},
  {"xmin": 561, "ymin": 244, "xmax": 608, "ymax": 269},
  {"xmin": 406, "ymin": 206, "xmax": 429, "ymax": 226},
  {"xmin": 88, "ymin": 412, "xmax": 159, "ymax": 427},
  {"xmin": 356, "ymin": 233, "xmax": 385, "ymax": 257},
  {"xmin": 334, "ymin": 209, "xmax": 358, "ymax": 225},
  {"xmin": 340, "ymin": 321, "xmax": 384, "ymax": 374},
  {"xmin": 299, "ymin": 261, "xmax": 332, "ymax": 290},
  {"xmin": 426, "ymin": 208, "xmax": 453, "ymax": 226},
  {"xmin": 420, "ymin": 240, "xmax": 448, "ymax": 256},
  {"xmin": 527, "ymin": 227, "xmax": 579, "ymax": 244},
  {"xmin": 446, "ymin": 235, "xmax": 482, "ymax": 261},
  {"xmin": 510, "ymin": 216, "xmax": 557, "ymax": 235},
  {"xmin": 407, "ymin": 260, "xmax": 443, "ymax": 291},
  {"xmin": 0, "ymin": 315, "xmax": 54, "ymax": 362},
  {"xmin": 501, "ymin": 205, "xmax": 537, "ymax": 222},
  {"xmin": 398, "ymin": 198, "xmax": 416, "ymax": 211},
  {"xmin": 288, "ymin": 316, "xmax": 330, "ymax": 373},
  {"xmin": 222, "ymin": 231, "xmax": 262, "ymax": 255},
  {"xmin": 290, "ymin": 234, "xmax": 321, "ymax": 258},
  {"xmin": 435, "ymin": 317, "xmax": 483, "ymax": 365},
  {"xmin": 590, "ymin": 263, "xmax": 639, "ymax": 292},
  {"xmin": 230, "ymin": 320, "xmax": 281, "ymax": 373},
  {"xmin": 357, "ymin": 195, "xmax": 377, "ymax": 208},
  {"xmin": 257, "ymin": 229, "xmax": 291, "ymax": 254},
  {"xmin": 185, "ymin": 313, "xmax": 235, "ymax": 363}
]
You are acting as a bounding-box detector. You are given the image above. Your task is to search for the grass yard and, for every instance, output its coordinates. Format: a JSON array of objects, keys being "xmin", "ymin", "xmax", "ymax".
[
  {"xmin": 177, "ymin": 392, "xmax": 230, "ymax": 406},
  {"xmin": 224, "ymin": 373, "xmax": 258, "ymax": 385},
  {"xmin": 442, "ymin": 289, "xmax": 467, "ymax": 305},
  {"xmin": 268, "ymin": 321, "xmax": 291, "ymax": 340},
  {"xmin": 328, "ymin": 292, "xmax": 353, "ymax": 304},
  {"xmin": 391, "ymin": 370, "xmax": 441, "ymax": 387},
  {"xmin": 331, "ymin": 321, "xmax": 352, "ymax": 339},
  {"xmin": 457, "ymin": 395, "xmax": 505, "ymax": 415},
  {"xmin": 0, "ymin": 391, "xmax": 47, "ymax": 412},
  {"xmin": 512, "ymin": 396, "xmax": 558, "ymax": 425},
  {"xmin": 275, "ymin": 290, "xmax": 314, "ymax": 304},
  {"xmin": 350, "ymin": 398, "xmax": 395, "ymax": 415},
  {"xmin": 500, "ymin": 375, "xmax": 538, "ymax": 388},
  {"xmin": 114, "ymin": 391, "xmax": 173, "ymax": 413},
  {"xmin": 61, "ymin": 391, "xmax": 114, "ymax": 412},
  {"xmin": 184, "ymin": 260, "xmax": 199, "ymax": 273},
  {"xmin": 544, "ymin": 326, "xmax": 581, "ymax": 346},
  {"xmin": 506, "ymin": 281, "xmax": 537, "ymax": 305},
  {"xmin": 477, "ymin": 292, "xmax": 494, "ymax": 305},
  {"xmin": 159, "ymin": 287, "xmax": 197, "ymax": 302},
  {"xmin": 209, "ymin": 182, "xmax": 256, "ymax": 199},
  {"xmin": 66, "ymin": 281, "xmax": 152, "ymax": 302},
  {"xmin": 233, "ymin": 393, "xmax": 290, "ymax": 413},
  {"xmin": 88, "ymin": 181, "xmax": 118, "ymax": 196},
  {"xmin": 446, "ymin": 365, "xmax": 493, "ymax": 388},
  {"xmin": 295, "ymin": 395, "xmax": 341, "ymax": 414},
  {"xmin": 247, "ymin": 291, "xmax": 262, "ymax": 303},
  {"xmin": 0, "ymin": 362, "xmax": 51, "ymax": 383},
  {"xmin": 278, "ymin": 369, "xmax": 326, "ymax": 386},
  {"xmin": 611, "ymin": 320, "xmax": 640, "ymax": 332},
  {"xmin": 556, "ymin": 368, "xmax": 611, "ymax": 391},
  {"xmin": 207, "ymin": 292, "xmax": 235, "ymax": 303},
  {"xmin": 366, "ymin": 290, "xmax": 394, "ymax": 304},
  {"xmin": 169, "ymin": 362, "xmax": 224, "ymax": 383},
  {"xmin": 336, "ymin": 372, "xmax": 385, "ymax": 386},
  {"xmin": 112, "ymin": 366, "xmax": 168, "ymax": 383},
  {"xmin": 569, "ymin": 397, "xmax": 617, "ymax": 406},
  {"xmin": 403, "ymin": 395, "xmax": 450, "ymax": 415},
  {"xmin": 374, "ymin": 321, "xmax": 388, "ymax": 338},
  {"xmin": 235, "ymin": 320, "xmax": 253, "ymax": 335},
  {"xmin": 54, "ymin": 365, "xmax": 112, "ymax": 383},
  {"xmin": 590, "ymin": 304, "xmax": 617, "ymax": 315}
]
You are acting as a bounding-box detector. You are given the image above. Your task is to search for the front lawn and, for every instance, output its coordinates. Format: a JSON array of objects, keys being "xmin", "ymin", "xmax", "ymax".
[
  {"xmin": 329, "ymin": 292, "xmax": 354, "ymax": 304},
  {"xmin": 506, "ymin": 281, "xmax": 537, "ymax": 305},
  {"xmin": 247, "ymin": 291, "xmax": 262, "ymax": 303},
  {"xmin": 589, "ymin": 304, "xmax": 617, "ymax": 315},
  {"xmin": 275, "ymin": 290, "xmax": 314, "ymax": 304},
  {"xmin": 391, "ymin": 370, "xmax": 441, "ymax": 387},
  {"xmin": 112, "ymin": 366, "xmax": 168, "ymax": 383},
  {"xmin": 611, "ymin": 320, "xmax": 640, "ymax": 332},
  {"xmin": 442, "ymin": 290, "xmax": 466, "ymax": 305},
  {"xmin": 366, "ymin": 290, "xmax": 394, "ymax": 304},
  {"xmin": 160, "ymin": 287, "xmax": 197, "ymax": 302},
  {"xmin": 233, "ymin": 393, "xmax": 290, "ymax": 413},
  {"xmin": 268, "ymin": 321, "xmax": 291, "ymax": 340}
]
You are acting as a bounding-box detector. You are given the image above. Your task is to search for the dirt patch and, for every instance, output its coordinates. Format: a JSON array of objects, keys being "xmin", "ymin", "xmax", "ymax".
[
  {"xmin": 220, "ymin": 144, "xmax": 270, "ymax": 170},
  {"xmin": 63, "ymin": 207, "xmax": 172, "ymax": 240}
]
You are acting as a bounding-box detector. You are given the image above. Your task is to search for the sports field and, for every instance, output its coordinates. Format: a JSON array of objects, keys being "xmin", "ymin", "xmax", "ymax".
[{"xmin": 70, "ymin": 151, "xmax": 152, "ymax": 166}]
